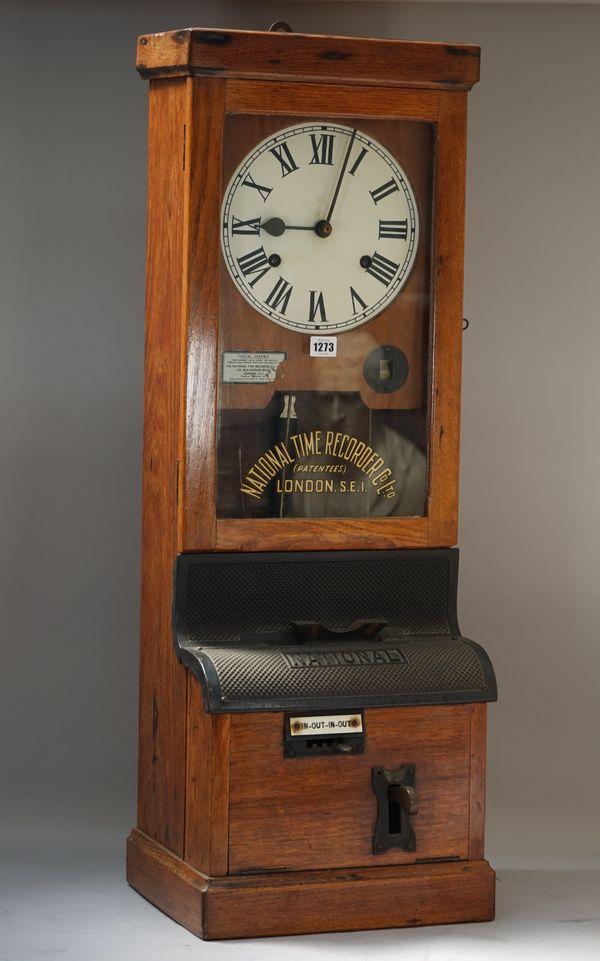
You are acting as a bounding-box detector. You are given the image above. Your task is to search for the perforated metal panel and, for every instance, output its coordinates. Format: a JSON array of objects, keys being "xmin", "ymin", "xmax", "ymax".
[
  {"xmin": 179, "ymin": 551, "xmax": 455, "ymax": 643},
  {"xmin": 191, "ymin": 637, "xmax": 490, "ymax": 711},
  {"xmin": 173, "ymin": 549, "xmax": 496, "ymax": 713}
]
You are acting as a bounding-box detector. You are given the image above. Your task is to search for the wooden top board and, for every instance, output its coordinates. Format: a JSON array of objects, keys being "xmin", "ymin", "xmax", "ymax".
[{"xmin": 136, "ymin": 27, "xmax": 480, "ymax": 90}]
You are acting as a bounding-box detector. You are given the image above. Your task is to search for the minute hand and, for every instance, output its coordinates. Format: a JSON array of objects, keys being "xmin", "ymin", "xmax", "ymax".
[{"xmin": 324, "ymin": 128, "xmax": 358, "ymax": 225}]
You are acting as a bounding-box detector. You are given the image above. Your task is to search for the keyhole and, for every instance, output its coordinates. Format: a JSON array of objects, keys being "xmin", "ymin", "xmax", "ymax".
[{"xmin": 388, "ymin": 792, "xmax": 402, "ymax": 835}]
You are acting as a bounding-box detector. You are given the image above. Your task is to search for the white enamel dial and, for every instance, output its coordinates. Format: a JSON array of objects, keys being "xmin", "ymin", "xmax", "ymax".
[{"xmin": 221, "ymin": 123, "xmax": 419, "ymax": 334}]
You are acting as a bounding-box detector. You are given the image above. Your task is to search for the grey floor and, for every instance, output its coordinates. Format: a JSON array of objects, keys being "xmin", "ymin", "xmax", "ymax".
[{"xmin": 2, "ymin": 835, "xmax": 599, "ymax": 960}]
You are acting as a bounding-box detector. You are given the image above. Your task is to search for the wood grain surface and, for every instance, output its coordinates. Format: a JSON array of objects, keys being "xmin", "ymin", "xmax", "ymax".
[
  {"xmin": 469, "ymin": 703, "xmax": 488, "ymax": 859},
  {"xmin": 136, "ymin": 28, "xmax": 480, "ymax": 91},
  {"xmin": 225, "ymin": 80, "xmax": 440, "ymax": 121},
  {"xmin": 136, "ymin": 78, "xmax": 189, "ymax": 854},
  {"xmin": 127, "ymin": 828, "xmax": 207, "ymax": 937},
  {"xmin": 426, "ymin": 92, "xmax": 469, "ymax": 547},
  {"xmin": 202, "ymin": 858, "xmax": 495, "ymax": 939},
  {"xmin": 228, "ymin": 705, "xmax": 472, "ymax": 874},
  {"xmin": 215, "ymin": 515, "xmax": 428, "ymax": 551},
  {"xmin": 184, "ymin": 676, "xmax": 230, "ymax": 875},
  {"xmin": 127, "ymin": 828, "xmax": 495, "ymax": 940},
  {"xmin": 181, "ymin": 77, "xmax": 224, "ymax": 551}
]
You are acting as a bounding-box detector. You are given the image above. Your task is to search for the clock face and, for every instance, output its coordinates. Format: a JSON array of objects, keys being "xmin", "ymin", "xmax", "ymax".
[{"xmin": 221, "ymin": 123, "xmax": 419, "ymax": 334}]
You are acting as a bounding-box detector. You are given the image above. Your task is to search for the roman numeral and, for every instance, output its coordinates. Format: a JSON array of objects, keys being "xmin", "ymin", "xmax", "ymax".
[
  {"xmin": 264, "ymin": 276, "xmax": 293, "ymax": 315},
  {"xmin": 349, "ymin": 146, "xmax": 368, "ymax": 176},
  {"xmin": 308, "ymin": 290, "xmax": 327, "ymax": 324},
  {"xmin": 270, "ymin": 142, "xmax": 299, "ymax": 178},
  {"xmin": 242, "ymin": 174, "xmax": 272, "ymax": 203},
  {"xmin": 350, "ymin": 286, "xmax": 368, "ymax": 314},
  {"xmin": 378, "ymin": 219, "xmax": 408, "ymax": 240},
  {"xmin": 365, "ymin": 251, "xmax": 399, "ymax": 286},
  {"xmin": 309, "ymin": 133, "xmax": 335, "ymax": 165},
  {"xmin": 370, "ymin": 179, "xmax": 399, "ymax": 205},
  {"xmin": 231, "ymin": 216, "xmax": 261, "ymax": 236},
  {"xmin": 236, "ymin": 247, "xmax": 271, "ymax": 287}
]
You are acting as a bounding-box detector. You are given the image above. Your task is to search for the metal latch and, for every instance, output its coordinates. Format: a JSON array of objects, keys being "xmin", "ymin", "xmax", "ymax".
[{"xmin": 372, "ymin": 763, "xmax": 419, "ymax": 853}]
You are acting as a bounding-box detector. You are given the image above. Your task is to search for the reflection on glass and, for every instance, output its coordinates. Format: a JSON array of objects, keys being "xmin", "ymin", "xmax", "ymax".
[
  {"xmin": 217, "ymin": 390, "xmax": 426, "ymax": 519},
  {"xmin": 217, "ymin": 116, "xmax": 433, "ymax": 522}
]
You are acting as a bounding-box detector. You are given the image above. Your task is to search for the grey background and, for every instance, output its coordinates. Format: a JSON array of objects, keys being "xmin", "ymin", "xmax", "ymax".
[{"xmin": 2, "ymin": 1, "xmax": 600, "ymax": 954}]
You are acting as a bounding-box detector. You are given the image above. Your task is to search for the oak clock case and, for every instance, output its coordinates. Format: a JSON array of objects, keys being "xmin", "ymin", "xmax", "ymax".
[
  {"xmin": 128, "ymin": 26, "xmax": 496, "ymax": 943},
  {"xmin": 218, "ymin": 116, "xmax": 433, "ymax": 521}
]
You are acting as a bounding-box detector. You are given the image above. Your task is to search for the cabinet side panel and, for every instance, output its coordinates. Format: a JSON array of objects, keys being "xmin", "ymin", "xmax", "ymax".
[
  {"xmin": 137, "ymin": 78, "xmax": 188, "ymax": 854},
  {"xmin": 469, "ymin": 703, "xmax": 487, "ymax": 859},
  {"xmin": 427, "ymin": 92, "xmax": 468, "ymax": 547},
  {"xmin": 182, "ymin": 78, "xmax": 225, "ymax": 550},
  {"xmin": 184, "ymin": 675, "xmax": 230, "ymax": 875}
]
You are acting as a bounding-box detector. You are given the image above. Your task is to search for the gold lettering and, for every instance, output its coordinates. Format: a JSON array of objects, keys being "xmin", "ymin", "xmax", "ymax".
[
  {"xmin": 304, "ymin": 431, "xmax": 316, "ymax": 455},
  {"xmin": 275, "ymin": 442, "xmax": 294, "ymax": 465},
  {"xmin": 241, "ymin": 430, "xmax": 400, "ymax": 502},
  {"xmin": 377, "ymin": 480, "xmax": 396, "ymax": 498},
  {"xmin": 289, "ymin": 434, "xmax": 302, "ymax": 457},
  {"xmin": 351, "ymin": 441, "xmax": 366, "ymax": 465},
  {"xmin": 247, "ymin": 466, "xmax": 269, "ymax": 487},
  {"xmin": 240, "ymin": 484, "xmax": 263, "ymax": 500},
  {"xmin": 240, "ymin": 441, "xmax": 296, "ymax": 497},
  {"xmin": 262, "ymin": 448, "xmax": 285, "ymax": 472},
  {"xmin": 344, "ymin": 436, "xmax": 358, "ymax": 460},
  {"xmin": 290, "ymin": 431, "xmax": 323, "ymax": 457},
  {"xmin": 365, "ymin": 455, "xmax": 384, "ymax": 478},
  {"xmin": 256, "ymin": 457, "xmax": 277, "ymax": 479},
  {"xmin": 372, "ymin": 467, "xmax": 391, "ymax": 486}
]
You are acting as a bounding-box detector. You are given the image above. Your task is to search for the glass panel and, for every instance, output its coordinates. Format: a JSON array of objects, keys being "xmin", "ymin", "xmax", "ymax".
[{"xmin": 216, "ymin": 115, "xmax": 433, "ymax": 520}]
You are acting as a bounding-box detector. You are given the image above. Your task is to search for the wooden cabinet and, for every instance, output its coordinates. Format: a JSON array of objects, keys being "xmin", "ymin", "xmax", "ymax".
[{"xmin": 126, "ymin": 25, "xmax": 495, "ymax": 940}]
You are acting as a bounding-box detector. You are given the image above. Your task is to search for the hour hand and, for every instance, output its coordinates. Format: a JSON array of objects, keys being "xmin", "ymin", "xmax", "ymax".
[
  {"xmin": 261, "ymin": 217, "xmax": 317, "ymax": 237},
  {"xmin": 261, "ymin": 217, "xmax": 287, "ymax": 237}
]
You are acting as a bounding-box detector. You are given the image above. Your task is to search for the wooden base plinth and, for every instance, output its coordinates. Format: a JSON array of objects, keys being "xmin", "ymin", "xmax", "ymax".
[{"xmin": 127, "ymin": 829, "xmax": 495, "ymax": 940}]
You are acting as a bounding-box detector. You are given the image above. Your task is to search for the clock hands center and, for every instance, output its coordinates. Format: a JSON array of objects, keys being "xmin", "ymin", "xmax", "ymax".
[
  {"xmin": 260, "ymin": 217, "xmax": 333, "ymax": 238},
  {"xmin": 259, "ymin": 128, "xmax": 359, "ymax": 240},
  {"xmin": 260, "ymin": 129, "xmax": 360, "ymax": 241}
]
